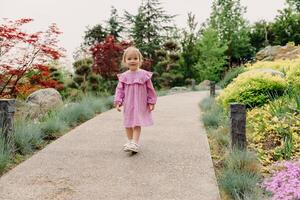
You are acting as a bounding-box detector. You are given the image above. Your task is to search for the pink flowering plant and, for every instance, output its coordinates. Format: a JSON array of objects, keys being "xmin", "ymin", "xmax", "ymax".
[{"xmin": 261, "ymin": 160, "xmax": 300, "ymax": 200}]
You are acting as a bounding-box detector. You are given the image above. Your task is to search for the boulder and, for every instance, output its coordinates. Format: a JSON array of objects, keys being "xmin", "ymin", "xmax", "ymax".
[
  {"xmin": 256, "ymin": 45, "xmax": 300, "ymax": 61},
  {"xmin": 247, "ymin": 68, "xmax": 285, "ymax": 78},
  {"xmin": 25, "ymin": 88, "xmax": 63, "ymax": 119}
]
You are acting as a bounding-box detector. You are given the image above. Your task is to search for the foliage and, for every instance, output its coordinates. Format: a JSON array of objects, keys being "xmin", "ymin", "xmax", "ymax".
[
  {"xmin": 124, "ymin": 0, "xmax": 175, "ymax": 62},
  {"xmin": 194, "ymin": 28, "xmax": 228, "ymax": 82},
  {"xmin": 91, "ymin": 35, "xmax": 131, "ymax": 79},
  {"xmin": 287, "ymin": 0, "xmax": 300, "ymax": 12},
  {"xmin": 154, "ymin": 40, "xmax": 183, "ymax": 88},
  {"xmin": 246, "ymin": 56, "xmax": 300, "ymax": 90},
  {"xmin": 0, "ymin": 18, "xmax": 64, "ymax": 98},
  {"xmin": 249, "ymin": 20, "xmax": 274, "ymax": 52},
  {"xmin": 178, "ymin": 12, "xmax": 201, "ymax": 81},
  {"xmin": 247, "ymin": 99, "xmax": 300, "ymax": 169},
  {"xmin": 217, "ymin": 71, "xmax": 287, "ymax": 108},
  {"xmin": 105, "ymin": 6, "xmax": 124, "ymax": 42},
  {"xmin": 83, "ymin": 24, "xmax": 107, "ymax": 46},
  {"xmin": 209, "ymin": 0, "xmax": 254, "ymax": 66},
  {"xmin": 71, "ymin": 58, "xmax": 93, "ymax": 93},
  {"xmin": 218, "ymin": 66, "xmax": 245, "ymax": 88},
  {"xmin": 13, "ymin": 120, "xmax": 43, "ymax": 155},
  {"xmin": 272, "ymin": 8, "xmax": 300, "ymax": 45}
]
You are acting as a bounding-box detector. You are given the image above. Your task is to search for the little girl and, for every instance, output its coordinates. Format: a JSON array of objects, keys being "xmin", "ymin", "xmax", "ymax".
[{"xmin": 114, "ymin": 46, "xmax": 157, "ymax": 153}]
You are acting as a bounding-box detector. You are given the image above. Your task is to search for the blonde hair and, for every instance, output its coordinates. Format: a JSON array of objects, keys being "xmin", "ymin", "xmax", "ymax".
[{"xmin": 121, "ymin": 46, "xmax": 143, "ymax": 67}]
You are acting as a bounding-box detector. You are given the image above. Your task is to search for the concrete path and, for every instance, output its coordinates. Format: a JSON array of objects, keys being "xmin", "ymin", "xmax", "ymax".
[{"xmin": 0, "ymin": 91, "xmax": 220, "ymax": 200}]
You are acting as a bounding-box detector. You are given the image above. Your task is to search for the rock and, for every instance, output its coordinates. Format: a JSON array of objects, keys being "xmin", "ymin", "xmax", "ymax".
[
  {"xmin": 168, "ymin": 86, "xmax": 190, "ymax": 94},
  {"xmin": 247, "ymin": 68, "xmax": 285, "ymax": 78},
  {"xmin": 25, "ymin": 88, "xmax": 63, "ymax": 119},
  {"xmin": 256, "ymin": 45, "xmax": 300, "ymax": 61},
  {"xmin": 196, "ymin": 80, "xmax": 221, "ymax": 90}
]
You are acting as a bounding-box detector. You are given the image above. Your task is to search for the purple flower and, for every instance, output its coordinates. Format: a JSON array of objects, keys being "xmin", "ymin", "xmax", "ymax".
[{"xmin": 261, "ymin": 160, "xmax": 300, "ymax": 200}]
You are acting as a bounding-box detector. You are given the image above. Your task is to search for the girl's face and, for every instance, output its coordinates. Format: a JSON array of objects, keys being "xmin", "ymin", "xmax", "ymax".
[{"xmin": 124, "ymin": 50, "xmax": 141, "ymax": 71}]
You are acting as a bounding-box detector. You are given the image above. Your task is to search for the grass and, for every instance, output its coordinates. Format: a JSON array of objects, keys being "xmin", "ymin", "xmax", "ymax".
[
  {"xmin": 200, "ymin": 97, "xmax": 226, "ymax": 129},
  {"xmin": 199, "ymin": 96, "xmax": 265, "ymax": 200},
  {"xmin": 225, "ymin": 149, "xmax": 261, "ymax": 175},
  {"xmin": 218, "ymin": 169, "xmax": 261, "ymax": 200},
  {"xmin": 40, "ymin": 116, "xmax": 68, "ymax": 140},
  {"xmin": 0, "ymin": 94, "xmax": 114, "ymax": 175},
  {"xmin": 0, "ymin": 136, "xmax": 11, "ymax": 173},
  {"xmin": 57, "ymin": 103, "xmax": 95, "ymax": 127},
  {"xmin": 14, "ymin": 120, "xmax": 43, "ymax": 155}
]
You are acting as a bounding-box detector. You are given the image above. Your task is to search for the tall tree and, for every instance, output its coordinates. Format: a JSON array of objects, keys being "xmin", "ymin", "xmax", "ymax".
[
  {"xmin": 287, "ymin": 0, "xmax": 300, "ymax": 12},
  {"xmin": 105, "ymin": 6, "xmax": 124, "ymax": 41},
  {"xmin": 125, "ymin": 0, "xmax": 175, "ymax": 61},
  {"xmin": 179, "ymin": 12, "xmax": 201, "ymax": 81},
  {"xmin": 210, "ymin": 0, "xmax": 254, "ymax": 66},
  {"xmin": 272, "ymin": 7, "xmax": 300, "ymax": 45},
  {"xmin": 249, "ymin": 20, "xmax": 275, "ymax": 52},
  {"xmin": 83, "ymin": 24, "xmax": 107, "ymax": 46},
  {"xmin": 194, "ymin": 28, "xmax": 228, "ymax": 82}
]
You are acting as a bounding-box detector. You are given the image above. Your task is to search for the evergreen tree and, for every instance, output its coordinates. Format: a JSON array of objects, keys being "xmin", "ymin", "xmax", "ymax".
[
  {"xmin": 287, "ymin": 0, "xmax": 300, "ymax": 12},
  {"xmin": 105, "ymin": 6, "xmax": 124, "ymax": 41},
  {"xmin": 249, "ymin": 20, "xmax": 275, "ymax": 52},
  {"xmin": 179, "ymin": 12, "xmax": 201, "ymax": 81},
  {"xmin": 125, "ymin": 0, "xmax": 175, "ymax": 61},
  {"xmin": 83, "ymin": 24, "xmax": 107, "ymax": 46},
  {"xmin": 155, "ymin": 41, "xmax": 182, "ymax": 88},
  {"xmin": 272, "ymin": 7, "xmax": 300, "ymax": 45}
]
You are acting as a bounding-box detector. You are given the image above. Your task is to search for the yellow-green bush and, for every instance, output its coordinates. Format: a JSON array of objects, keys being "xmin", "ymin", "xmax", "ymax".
[
  {"xmin": 286, "ymin": 63, "xmax": 300, "ymax": 89},
  {"xmin": 217, "ymin": 71, "xmax": 287, "ymax": 108},
  {"xmin": 247, "ymin": 105, "xmax": 300, "ymax": 172},
  {"xmin": 246, "ymin": 57, "xmax": 300, "ymax": 89}
]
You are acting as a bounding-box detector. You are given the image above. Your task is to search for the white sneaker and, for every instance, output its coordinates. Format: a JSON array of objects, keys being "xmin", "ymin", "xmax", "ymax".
[
  {"xmin": 123, "ymin": 142, "xmax": 132, "ymax": 152},
  {"xmin": 128, "ymin": 142, "xmax": 140, "ymax": 153}
]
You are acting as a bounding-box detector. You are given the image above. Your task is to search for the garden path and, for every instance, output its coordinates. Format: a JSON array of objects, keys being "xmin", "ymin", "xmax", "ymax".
[{"xmin": 0, "ymin": 91, "xmax": 220, "ymax": 200}]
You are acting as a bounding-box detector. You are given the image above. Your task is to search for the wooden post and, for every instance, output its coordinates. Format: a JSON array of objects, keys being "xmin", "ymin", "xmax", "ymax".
[
  {"xmin": 191, "ymin": 79, "xmax": 196, "ymax": 91},
  {"xmin": 0, "ymin": 99, "xmax": 16, "ymax": 142},
  {"xmin": 229, "ymin": 103, "xmax": 246, "ymax": 150},
  {"xmin": 210, "ymin": 81, "xmax": 215, "ymax": 97}
]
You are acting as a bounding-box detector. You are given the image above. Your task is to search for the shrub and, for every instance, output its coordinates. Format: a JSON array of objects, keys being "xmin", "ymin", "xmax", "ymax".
[
  {"xmin": 14, "ymin": 120, "xmax": 43, "ymax": 155},
  {"xmin": 217, "ymin": 71, "xmax": 287, "ymax": 108},
  {"xmin": 40, "ymin": 116, "xmax": 68, "ymax": 140},
  {"xmin": 247, "ymin": 104, "xmax": 300, "ymax": 168},
  {"xmin": 219, "ymin": 169, "xmax": 260, "ymax": 200},
  {"xmin": 218, "ymin": 66, "xmax": 245, "ymax": 88},
  {"xmin": 57, "ymin": 102, "xmax": 94, "ymax": 127}
]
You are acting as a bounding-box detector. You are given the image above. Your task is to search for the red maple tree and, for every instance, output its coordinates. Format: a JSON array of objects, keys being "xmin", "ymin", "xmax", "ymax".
[
  {"xmin": 91, "ymin": 35, "xmax": 132, "ymax": 79},
  {"xmin": 0, "ymin": 18, "xmax": 65, "ymax": 98}
]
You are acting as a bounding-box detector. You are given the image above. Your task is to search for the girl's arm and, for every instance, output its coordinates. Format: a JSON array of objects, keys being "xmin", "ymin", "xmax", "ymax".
[
  {"xmin": 146, "ymin": 79, "xmax": 157, "ymax": 105},
  {"xmin": 114, "ymin": 81, "xmax": 125, "ymax": 106}
]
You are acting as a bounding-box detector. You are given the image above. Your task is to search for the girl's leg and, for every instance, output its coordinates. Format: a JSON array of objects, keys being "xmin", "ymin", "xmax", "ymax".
[
  {"xmin": 125, "ymin": 128, "xmax": 133, "ymax": 141},
  {"xmin": 132, "ymin": 126, "xmax": 141, "ymax": 144}
]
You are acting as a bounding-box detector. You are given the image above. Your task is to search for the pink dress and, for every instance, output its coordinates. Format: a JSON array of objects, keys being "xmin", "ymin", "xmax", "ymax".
[{"xmin": 114, "ymin": 69, "xmax": 157, "ymax": 128}]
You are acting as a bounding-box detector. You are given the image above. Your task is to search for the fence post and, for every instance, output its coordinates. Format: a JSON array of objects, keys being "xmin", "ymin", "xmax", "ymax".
[
  {"xmin": 0, "ymin": 99, "xmax": 16, "ymax": 142},
  {"xmin": 210, "ymin": 81, "xmax": 215, "ymax": 97},
  {"xmin": 191, "ymin": 79, "xmax": 196, "ymax": 91},
  {"xmin": 229, "ymin": 103, "xmax": 246, "ymax": 150}
]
